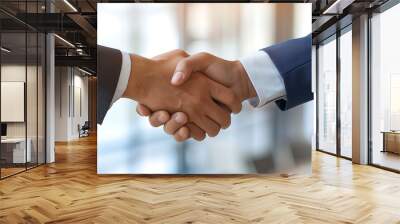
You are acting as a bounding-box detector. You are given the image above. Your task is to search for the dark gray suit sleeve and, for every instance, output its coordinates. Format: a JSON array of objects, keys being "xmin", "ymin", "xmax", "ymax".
[{"xmin": 97, "ymin": 45, "xmax": 123, "ymax": 124}]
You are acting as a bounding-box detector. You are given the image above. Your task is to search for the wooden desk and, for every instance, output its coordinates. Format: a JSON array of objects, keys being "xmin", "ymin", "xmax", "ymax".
[{"xmin": 382, "ymin": 131, "xmax": 400, "ymax": 154}]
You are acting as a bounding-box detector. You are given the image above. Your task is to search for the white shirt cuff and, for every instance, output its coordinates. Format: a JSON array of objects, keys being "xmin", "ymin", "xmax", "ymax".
[
  {"xmin": 110, "ymin": 51, "xmax": 131, "ymax": 106},
  {"xmin": 239, "ymin": 51, "xmax": 286, "ymax": 108}
]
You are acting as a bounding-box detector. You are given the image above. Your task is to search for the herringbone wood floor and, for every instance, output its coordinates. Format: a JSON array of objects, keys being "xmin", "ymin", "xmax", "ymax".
[{"xmin": 1, "ymin": 135, "xmax": 400, "ymax": 224}]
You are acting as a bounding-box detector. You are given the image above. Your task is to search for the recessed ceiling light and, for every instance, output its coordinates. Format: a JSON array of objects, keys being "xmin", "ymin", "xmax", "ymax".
[
  {"xmin": 1, "ymin": 47, "xmax": 11, "ymax": 53},
  {"xmin": 54, "ymin": 34, "xmax": 75, "ymax": 48},
  {"xmin": 323, "ymin": 0, "xmax": 355, "ymax": 15},
  {"xmin": 77, "ymin": 67, "xmax": 93, "ymax": 76},
  {"xmin": 63, "ymin": 0, "xmax": 78, "ymax": 12}
]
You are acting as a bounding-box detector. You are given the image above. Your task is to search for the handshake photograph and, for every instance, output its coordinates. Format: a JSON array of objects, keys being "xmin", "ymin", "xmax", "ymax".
[
  {"xmin": 97, "ymin": 3, "xmax": 313, "ymax": 174},
  {"xmin": 2, "ymin": 1, "xmax": 400, "ymax": 223}
]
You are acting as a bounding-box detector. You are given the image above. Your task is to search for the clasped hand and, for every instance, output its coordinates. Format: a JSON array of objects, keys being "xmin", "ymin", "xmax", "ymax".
[{"xmin": 123, "ymin": 50, "xmax": 256, "ymax": 142}]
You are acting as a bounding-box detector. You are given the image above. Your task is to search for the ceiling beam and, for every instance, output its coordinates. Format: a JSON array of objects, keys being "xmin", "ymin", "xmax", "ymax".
[{"xmin": 55, "ymin": 55, "xmax": 96, "ymax": 73}]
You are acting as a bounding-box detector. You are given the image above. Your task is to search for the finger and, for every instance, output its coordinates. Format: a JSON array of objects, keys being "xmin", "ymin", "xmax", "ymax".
[
  {"xmin": 192, "ymin": 115, "xmax": 220, "ymax": 138},
  {"xmin": 171, "ymin": 52, "xmax": 215, "ymax": 85},
  {"xmin": 205, "ymin": 100, "xmax": 231, "ymax": 129},
  {"xmin": 164, "ymin": 112, "xmax": 188, "ymax": 135},
  {"xmin": 186, "ymin": 123, "xmax": 206, "ymax": 141},
  {"xmin": 148, "ymin": 111, "xmax": 170, "ymax": 127},
  {"xmin": 136, "ymin": 104, "xmax": 152, "ymax": 116},
  {"xmin": 210, "ymin": 82, "xmax": 242, "ymax": 114},
  {"xmin": 173, "ymin": 127, "xmax": 190, "ymax": 142},
  {"xmin": 203, "ymin": 117, "xmax": 221, "ymax": 137}
]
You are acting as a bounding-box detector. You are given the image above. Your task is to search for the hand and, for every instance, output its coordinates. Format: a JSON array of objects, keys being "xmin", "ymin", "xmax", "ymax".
[
  {"xmin": 136, "ymin": 105, "xmax": 198, "ymax": 141},
  {"xmin": 171, "ymin": 52, "xmax": 257, "ymax": 102},
  {"xmin": 124, "ymin": 50, "xmax": 241, "ymax": 137},
  {"xmin": 137, "ymin": 52, "xmax": 258, "ymax": 141}
]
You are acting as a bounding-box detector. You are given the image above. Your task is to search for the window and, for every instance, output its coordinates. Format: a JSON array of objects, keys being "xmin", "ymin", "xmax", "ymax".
[
  {"xmin": 317, "ymin": 36, "xmax": 337, "ymax": 154},
  {"xmin": 370, "ymin": 3, "xmax": 400, "ymax": 171},
  {"xmin": 339, "ymin": 28, "xmax": 352, "ymax": 158}
]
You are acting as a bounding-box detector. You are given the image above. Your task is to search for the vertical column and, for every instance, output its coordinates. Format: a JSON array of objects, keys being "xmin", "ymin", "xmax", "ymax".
[
  {"xmin": 352, "ymin": 14, "xmax": 369, "ymax": 164},
  {"xmin": 46, "ymin": 1, "xmax": 55, "ymax": 163},
  {"xmin": 336, "ymin": 30, "xmax": 341, "ymax": 156},
  {"xmin": 46, "ymin": 33, "xmax": 55, "ymax": 163}
]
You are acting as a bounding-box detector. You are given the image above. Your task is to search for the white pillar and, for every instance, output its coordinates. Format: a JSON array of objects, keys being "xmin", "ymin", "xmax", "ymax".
[
  {"xmin": 46, "ymin": 32, "xmax": 55, "ymax": 163},
  {"xmin": 352, "ymin": 14, "xmax": 369, "ymax": 164},
  {"xmin": 45, "ymin": 1, "xmax": 57, "ymax": 163}
]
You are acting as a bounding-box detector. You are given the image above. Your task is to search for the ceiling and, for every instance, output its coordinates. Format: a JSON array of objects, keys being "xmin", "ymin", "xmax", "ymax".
[{"xmin": 0, "ymin": 0, "xmax": 394, "ymax": 74}]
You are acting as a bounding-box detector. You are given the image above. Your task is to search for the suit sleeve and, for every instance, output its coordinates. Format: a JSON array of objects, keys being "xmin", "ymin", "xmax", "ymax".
[
  {"xmin": 261, "ymin": 34, "xmax": 313, "ymax": 111},
  {"xmin": 97, "ymin": 45, "xmax": 123, "ymax": 125}
]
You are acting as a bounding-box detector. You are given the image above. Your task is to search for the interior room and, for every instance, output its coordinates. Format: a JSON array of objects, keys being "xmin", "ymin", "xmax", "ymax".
[
  {"xmin": 0, "ymin": 19, "xmax": 46, "ymax": 178},
  {"xmin": 0, "ymin": 0, "xmax": 400, "ymax": 223},
  {"xmin": 370, "ymin": 2, "xmax": 400, "ymax": 171}
]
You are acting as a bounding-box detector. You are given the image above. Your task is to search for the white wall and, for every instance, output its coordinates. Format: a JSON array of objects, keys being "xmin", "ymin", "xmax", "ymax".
[
  {"xmin": 55, "ymin": 67, "xmax": 89, "ymax": 141},
  {"xmin": 1, "ymin": 65, "xmax": 38, "ymax": 138},
  {"xmin": 1, "ymin": 63, "xmax": 46, "ymax": 164}
]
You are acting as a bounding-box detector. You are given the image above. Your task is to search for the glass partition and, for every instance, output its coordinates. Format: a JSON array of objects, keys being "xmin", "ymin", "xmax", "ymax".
[
  {"xmin": 27, "ymin": 31, "xmax": 38, "ymax": 169},
  {"xmin": 0, "ymin": 1, "xmax": 46, "ymax": 179},
  {"xmin": 38, "ymin": 32, "xmax": 45, "ymax": 165},
  {"xmin": 1, "ymin": 31, "xmax": 28, "ymax": 177},
  {"xmin": 317, "ymin": 36, "xmax": 337, "ymax": 154}
]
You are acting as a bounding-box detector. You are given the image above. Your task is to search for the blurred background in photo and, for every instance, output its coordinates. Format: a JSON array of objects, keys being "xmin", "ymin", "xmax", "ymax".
[{"xmin": 97, "ymin": 3, "xmax": 313, "ymax": 174}]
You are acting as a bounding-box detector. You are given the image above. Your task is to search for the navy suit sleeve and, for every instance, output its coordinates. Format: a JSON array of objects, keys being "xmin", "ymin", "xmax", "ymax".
[
  {"xmin": 97, "ymin": 45, "xmax": 123, "ymax": 124},
  {"xmin": 261, "ymin": 34, "xmax": 313, "ymax": 111}
]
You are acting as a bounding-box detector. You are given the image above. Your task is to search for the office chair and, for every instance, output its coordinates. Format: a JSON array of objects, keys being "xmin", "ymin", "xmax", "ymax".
[{"xmin": 79, "ymin": 121, "xmax": 90, "ymax": 138}]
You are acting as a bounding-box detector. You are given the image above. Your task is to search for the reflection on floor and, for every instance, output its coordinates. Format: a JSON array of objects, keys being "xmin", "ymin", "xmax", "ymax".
[
  {"xmin": 0, "ymin": 167, "xmax": 25, "ymax": 177},
  {"xmin": 373, "ymin": 150, "xmax": 400, "ymax": 171},
  {"xmin": 0, "ymin": 162, "xmax": 42, "ymax": 178}
]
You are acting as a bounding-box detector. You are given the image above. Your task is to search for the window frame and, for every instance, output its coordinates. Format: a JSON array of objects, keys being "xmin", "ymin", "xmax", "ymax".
[{"xmin": 315, "ymin": 24, "xmax": 353, "ymax": 160}]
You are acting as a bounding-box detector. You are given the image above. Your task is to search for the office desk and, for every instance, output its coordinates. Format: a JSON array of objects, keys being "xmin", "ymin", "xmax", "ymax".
[
  {"xmin": 1, "ymin": 138, "xmax": 31, "ymax": 163},
  {"xmin": 382, "ymin": 131, "xmax": 400, "ymax": 154}
]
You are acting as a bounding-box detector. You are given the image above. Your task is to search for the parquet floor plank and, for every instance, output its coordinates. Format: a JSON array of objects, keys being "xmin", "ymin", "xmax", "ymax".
[{"xmin": 1, "ymin": 135, "xmax": 400, "ymax": 223}]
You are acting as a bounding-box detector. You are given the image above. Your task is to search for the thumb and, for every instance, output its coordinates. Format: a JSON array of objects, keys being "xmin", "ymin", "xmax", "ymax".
[{"xmin": 171, "ymin": 52, "xmax": 214, "ymax": 86}]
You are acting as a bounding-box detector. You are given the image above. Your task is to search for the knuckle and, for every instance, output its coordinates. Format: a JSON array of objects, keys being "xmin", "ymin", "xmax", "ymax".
[
  {"xmin": 198, "ymin": 52, "xmax": 210, "ymax": 58},
  {"xmin": 173, "ymin": 49, "xmax": 189, "ymax": 58},
  {"xmin": 172, "ymin": 49, "xmax": 185, "ymax": 55},
  {"xmin": 178, "ymin": 50, "xmax": 189, "ymax": 57}
]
